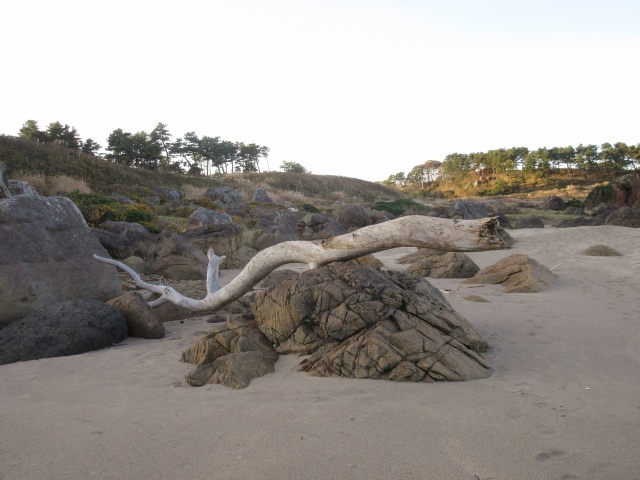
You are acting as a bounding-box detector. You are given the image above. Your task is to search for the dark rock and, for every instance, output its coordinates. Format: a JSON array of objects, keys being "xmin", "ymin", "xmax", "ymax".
[
  {"xmin": 0, "ymin": 162, "xmax": 10, "ymax": 199},
  {"xmin": 336, "ymin": 204, "xmax": 373, "ymax": 230},
  {"xmin": 147, "ymin": 231, "xmax": 208, "ymax": 280},
  {"xmin": 514, "ymin": 216, "xmax": 545, "ymax": 229},
  {"xmin": 584, "ymin": 175, "xmax": 640, "ymax": 210},
  {"xmin": 255, "ymin": 225, "xmax": 297, "ymax": 250},
  {"xmin": 542, "ymin": 195, "xmax": 567, "ymax": 211},
  {"xmin": 153, "ymin": 186, "xmax": 184, "ymax": 204},
  {"xmin": 252, "ymin": 189, "xmax": 276, "ymax": 204},
  {"xmin": 605, "ymin": 206, "xmax": 640, "ymax": 228},
  {"xmin": 296, "ymin": 213, "xmax": 347, "ymax": 240},
  {"xmin": 495, "ymin": 212, "xmax": 512, "ymax": 229},
  {"xmin": 253, "ymin": 263, "xmax": 491, "ymax": 382},
  {"xmin": 257, "ymin": 269, "xmax": 299, "ymax": 289},
  {"xmin": 396, "ymin": 248, "xmax": 480, "ymax": 278},
  {"xmin": 462, "ymin": 254, "xmax": 556, "ymax": 293},
  {"xmin": 0, "ymin": 196, "xmax": 122, "ymax": 329},
  {"xmin": 107, "ymin": 291, "xmax": 165, "ymax": 339},
  {"xmin": 0, "ymin": 298, "xmax": 127, "ymax": 365},
  {"xmin": 182, "ymin": 219, "xmax": 244, "ymax": 268},
  {"xmin": 449, "ymin": 200, "xmax": 488, "ymax": 220},
  {"xmin": 556, "ymin": 217, "xmax": 600, "ymax": 228},
  {"xmin": 204, "ymin": 186, "xmax": 242, "ymax": 205},
  {"xmin": 92, "ymin": 221, "xmax": 156, "ymax": 259}
]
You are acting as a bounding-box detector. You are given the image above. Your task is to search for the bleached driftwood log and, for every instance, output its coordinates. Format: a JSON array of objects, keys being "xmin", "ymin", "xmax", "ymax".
[{"xmin": 94, "ymin": 216, "xmax": 509, "ymax": 312}]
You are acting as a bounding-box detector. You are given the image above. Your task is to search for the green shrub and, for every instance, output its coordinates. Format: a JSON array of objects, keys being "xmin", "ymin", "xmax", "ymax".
[
  {"xmin": 566, "ymin": 198, "xmax": 583, "ymax": 208},
  {"xmin": 302, "ymin": 203, "xmax": 320, "ymax": 213},
  {"xmin": 66, "ymin": 190, "xmax": 155, "ymax": 227},
  {"xmin": 371, "ymin": 198, "xmax": 424, "ymax": 216}
]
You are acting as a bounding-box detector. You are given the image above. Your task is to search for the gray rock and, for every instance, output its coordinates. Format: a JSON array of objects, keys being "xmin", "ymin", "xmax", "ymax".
[
  {"xmin": 8, "ymin": 180, "xmax": 39, "ymax": 196},
  {"xmin": 204, "ymin": 186, "xmax": 242, "ymax": 205},
  {"xmin": 147, "ymin": 231, "xmax": 208, "ymax": 281},
  {"xmin": 189, "ymin": 208, "xmax": 234, "ymax": 228},
  {"xmin": 0, "ymin": 196, "xmax": 122, "ymax": 329},
  {"xmin": 252, "ymin": 189, "xmax": 276, "ymax": 204},
  {"xmin": 449, "ymin": 199, "xmax": 488, "ymax": 220},
  {"xmin": 296, "ymin": 213, "xmax": 347, "ymax": 240},
  {"xmin": 93, "ymin": 221, "xmax": 156, "ymax": 259},
  {"xmin": 254, "ymin": 225, "xmax": 297, "ymax": 250},
  {"xmin": 0, "ymin": 298, "xmax": 127, "ymax": 365},
  {"xmin": 605, "ymin": 206, "xmax": 640, "ymax": 228},
  {"xmin": 153, "ymin": 186, "xmax": 184, "ymax": 204}
]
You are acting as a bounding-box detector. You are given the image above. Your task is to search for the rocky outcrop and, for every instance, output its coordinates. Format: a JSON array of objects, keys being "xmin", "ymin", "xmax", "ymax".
[
  {"xmin": 0, "ymin": 298, "xmax": 127, "ymax": 365},
  {"xmin": 335, "ymin": 204, "xmax": 387, "ymax": 231},
  {"xmin": 252, "ymin": 189, "xmax": 276, "ymax": 204},
  {"xmin": 0, "ymin": 195, "xmax": 122, "ymax": 329},
  {"xmin": 147, "ymin": 231, "xmax": 208, "ymax": 281},
  {"xmin": 296, "ymin": 213, "xmax": 347, "ymax": 240},
  {"xmin": 92, "ymin": 221, "xmax": 156, "ymax": 259},
  {"xmin": 396, "ymin": 248, "xmax": 480, "ymax": 278},
  {"xmin": 449, "ymin": 200, "xmax": 488, "ymax": 220},
  {"xmin": 107, "ymin": 291, "xmax": 165, "ymax": 339},
  {"xmin": 8, "ymin": 180, "xmax": 39, "ymax": 196},
  {"xmin": 204, "ymin": 186, "xmax": 242, "ymax": 205},
  {"xmin": 605, "ymin": 206, "xmax": 640, "ymax": 228},
  {"xmin": 183, "ymin": 212, "xmax": 249, "ymax": 268},
  {"xmin": 253, "ymin": 263, "xmax": 491, "ymax": 383},
  {"xmin": 584, "ymin": 175, "xmax": 640, "ymax": 210},
  {"xmin": 462, "ymin": 254, "xmax": 556, "ymax": 293}
]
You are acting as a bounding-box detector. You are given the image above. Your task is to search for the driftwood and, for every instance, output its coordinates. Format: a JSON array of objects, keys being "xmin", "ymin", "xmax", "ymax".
[{"xmin": 94, "ymin": 216, "xmax": 509, "ymax": 312}]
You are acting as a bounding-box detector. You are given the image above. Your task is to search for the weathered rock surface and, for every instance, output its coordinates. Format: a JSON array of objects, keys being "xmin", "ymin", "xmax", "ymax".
[
  {"xmin": 8, "ymin": 180, "xmax": 39, "ymax": 196},
  {"xmin": 396, "ymin": 248, "xmax": 480, "ymax": 278},
  {"xmin": 542, "ymin": 195, "xmax": 567, "ymax": 211},
  {"xmin": 605, "ymin": 206, "xmax": 640, "ymax": 228},
  {"xmin": 584, "ymin": 175, "xmax": 640, "ymax": 210},
  {"xmin": 183, "ymin": 316, "xmax": 278, "ymax": 389},
  {"xmin": 252, "ymin": 189, "xmax": 276, "ymax": 204},
  {"xmin": 107, "ymin": 291, "xmax": 165, "ymax": 339},
  {"xmin": 182, "ymin": 214, "xmax": 247, "ymax": 268},
  {"xmin": 0, "ymin": 195, "xmax": 122, "ymax": 329},
  {"xmin": 253, "ymin": 263, "xmax": 491, "ymax": 383},
  {"xmin": 0, "ymin": 298, "xmax": 127, "ymax": 365},
  {"xmin": 92, "ymin": 221, "xmax": 156, "ymax": 259},
  {"xmin": 204, "ymin": 186, "xmax": 242, "ymax": 205},
  {"xmin": 0, "ymin": 162, "xmax": 10, "ymax": 199},
  {"xmin": 296, "ymin": 213, "xmax": 347, "ymax": 240},
  {"xmin": 449, "ymin": 200, "xmax": 488, "ymax": 220},
  {"xmin": 255, "ymin": 225, "xmax": 298, "ymax": 250},
  {"xmin": 462, "ymin": 254, "xmax": 556, "ymax": 293},
  {"xmin": 147, "ymin": 231, "xmax": 208, "ymax": 280}
]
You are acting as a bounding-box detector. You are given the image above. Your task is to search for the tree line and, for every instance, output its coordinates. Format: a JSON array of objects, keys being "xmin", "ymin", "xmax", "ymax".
[
  {"xmin": 388, "ymin": 143, "xmax": 640, "ymax": 188},
  {"xmin": 17, "ymin": 120, "xmax": 270, "ymax": 175}
]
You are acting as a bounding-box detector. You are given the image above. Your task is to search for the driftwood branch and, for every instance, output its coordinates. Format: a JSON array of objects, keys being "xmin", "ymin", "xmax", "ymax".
[{"xmin": 95, "ymin": 216, "xmax": 509, "ymax": 312}]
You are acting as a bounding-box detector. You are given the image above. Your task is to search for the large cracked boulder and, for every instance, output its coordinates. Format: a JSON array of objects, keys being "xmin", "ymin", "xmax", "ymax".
[
  {"xmin": 0, "ymin": 298, "xmax": 128, "ymax": 365},
  {"xmin": 252, "ymin": 263, "xmax": 491, "ymax": 383},
  {"xmin": 462, "ymin": 254, "xmax": 556, "ymax": 293},
  {"xmin": 296, "ymin": 213, "xmax": 347, "ymax": 240},
  {"xmin": 0, "ymin": 195, "xmax": 122, "ymax": 329},
  {"xmin": 396, "ymin": 248, "xmax": 480, "ymax": 278}
]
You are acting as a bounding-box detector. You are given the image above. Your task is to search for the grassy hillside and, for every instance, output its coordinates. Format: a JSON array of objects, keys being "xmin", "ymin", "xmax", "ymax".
[{"xmin": 0, "ymin": 135, "xmax": 404, "ymax": 209}]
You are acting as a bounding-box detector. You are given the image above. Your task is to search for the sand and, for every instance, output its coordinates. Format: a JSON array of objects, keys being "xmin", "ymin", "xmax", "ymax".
[{"xmin": 1, "ymin": 226, "xmax": 639, "ymax": 480}]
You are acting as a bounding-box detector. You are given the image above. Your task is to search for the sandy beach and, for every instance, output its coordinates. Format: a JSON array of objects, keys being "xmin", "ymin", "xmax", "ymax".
[{"xmin": 1, "ymin": 225, "xmax": 639, "ymax": 480}]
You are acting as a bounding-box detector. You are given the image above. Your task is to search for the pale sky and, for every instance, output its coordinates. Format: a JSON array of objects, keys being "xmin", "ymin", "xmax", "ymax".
[{"xmin": 2, "ymin": 0, "xmax": 638, "ymax": 182}]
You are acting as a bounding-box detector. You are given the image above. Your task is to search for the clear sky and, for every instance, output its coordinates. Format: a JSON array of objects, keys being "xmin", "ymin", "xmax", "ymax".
[{"xmin": 2, "ymin": 0, "xmax": 638, "ymax": 182}]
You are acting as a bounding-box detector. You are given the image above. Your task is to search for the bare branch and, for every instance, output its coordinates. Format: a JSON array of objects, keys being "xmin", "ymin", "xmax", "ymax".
[{"xmin": 95, "ymin": 216, "xmax": 510, "ymax": 313}]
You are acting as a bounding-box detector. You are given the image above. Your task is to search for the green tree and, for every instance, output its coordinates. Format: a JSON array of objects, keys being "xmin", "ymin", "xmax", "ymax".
[
  {"xmin": 105, "ymin": 128, "xmax": 134, "ymax": 166},
  {"xmin": 81, "ymin": 138, "xmax": 102, "ymax": 155},
  {"xmin": 18, "ymin": 120, "xmax": 45, "ymax": 142},
  {"xmin": 280, "ymin": 161, "xmax": 309, "ymax": 173}
]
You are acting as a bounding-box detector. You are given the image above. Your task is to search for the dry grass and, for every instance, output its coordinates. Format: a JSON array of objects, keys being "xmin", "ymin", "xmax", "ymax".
[
  {"xmin": 13, "ymin": 172, "xmax": 93, "ymax": 196},
  {"xmin": 180, "ymin": 184, "xmax": 208, "ymax": 201}
]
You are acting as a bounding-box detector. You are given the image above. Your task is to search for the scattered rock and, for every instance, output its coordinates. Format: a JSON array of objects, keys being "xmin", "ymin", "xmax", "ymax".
[
  {"xmin": 8, "ymin": 180, "xmax": 39, "ymax": 196},
  {"xmin": 0, "ymin": 298, "xmax": 127, "ymax": 365},
  {"xmin": 581, "ymin": 245, "xmax": 622, "ymax": 256},
  {"xmin": 204, "ymin": 186, "xmax": 242, "ymax": 205},
  {"xmin": 449, "ymin": 200, "xmax": 488, "ymax": 220},
  {"xmin": 464, "ymin": 295, "xmax": 490, "ymax": 303},
  {"xmin": 605, "ymin": 206, "xmax": 640, "ymax": 228},
  {"xmin": 296, "ymin": 213, "xmax": 347, "ymax": 240},
  {"xmin": 186, "ymin": 351, "xmax": 279, "ymax": 389},
  {"xmin": 147, "ymin": 231, "xmax": 208, "ymax": 281},
  {"xmin": 462, "ymin": 254, "xmax": 556, "ymax": 293},
  {"xmin": 92, "ymin": 221, "xmax": 156, "ymax": 259}
]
